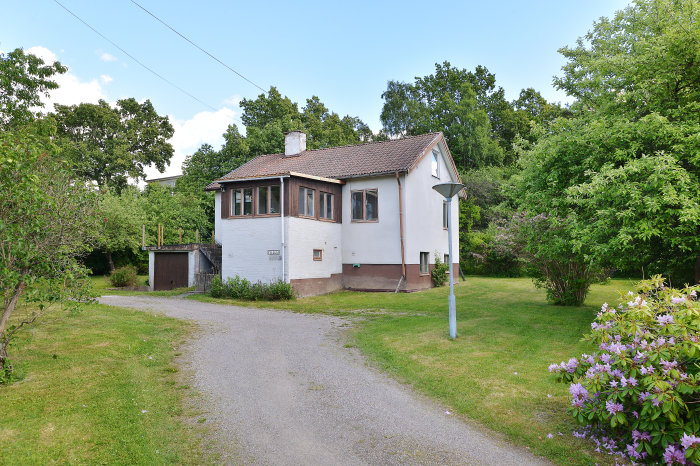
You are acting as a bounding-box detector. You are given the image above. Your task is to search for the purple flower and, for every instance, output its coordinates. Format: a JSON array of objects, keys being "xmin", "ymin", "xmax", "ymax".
[
  {"xmin": 547, "ymin": 433, "xmax": 553, "ymax": 439},
  {"xmin": 638, "ymin": 391, "xmax": 651, "ymax": 402},
  {"xmin": 663, "ymin": 444, "xmax": 687, "ymax": 465},
  {"xmin": 657, "ymin": 314, "xmax": 674, "ymax": 326},
  {"xmin": 605, "ymin": 399, "xmax": 624, "ymax": 415},
  {"xmin": 548, "ymin": 363, "xmax": 559, "ymax": 373},
  {"xmin": 566, "ymin": 357, "xmax": 579, "ymax": 373},
  {"xmin": 627, "ymin": 376, "xmax": 637, "ymax": 387},
  {"xmin": 671, "ymin": 296, "xmax": 685, "ymax": 304},
  {"xmin": 681, "ymin": 433, "xmax": 700, "ymax": 450},
  {"xmin": 627, "ymin": 443, "xmax": 642, "ymax": 459}
]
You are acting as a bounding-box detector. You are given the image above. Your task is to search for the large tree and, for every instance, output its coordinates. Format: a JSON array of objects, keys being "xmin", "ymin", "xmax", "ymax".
[
  {"xmin": 515, "ymin": 0, "xmax": 700, "ymax": 288},
  {"xmin": 0, "ymin": 121, "xmax": 98, "ymax": 376},
  {"xmin": 380, "ymin": 62, "xmax": 504, "ymax": 169},
  {"xmin": 97, "ymin": 187, "xmax": 147, "ymax": 272},
  {"xmin": 54, "ymin": 98, "xmax": 174, "ymax": 192},
  {"xmin": 0, "ymin": 48, "xmax": 66, "ymax": 129}
]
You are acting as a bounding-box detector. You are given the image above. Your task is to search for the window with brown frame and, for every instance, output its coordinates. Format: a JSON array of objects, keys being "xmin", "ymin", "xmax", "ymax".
[
  {"xmin": 257, "ymin": 185, "xmax": 281, "ymax": 215},
  {"xmin": 299, "ymin": 187, "xmax": 314, "ymax": 217},
  {"xmin": 420, "ymin": 252, "xmax": 429, "ymax": 274},
  {"xmin": 351, "ymin": 189, "xmax": 378, "ymax": 222},
  {"xmin": 313, "ymin": 249, "xmax": 322, "ymax": 261},
  {"xmin": 319, "ymin": 192, "xmax": 334, "ymax": 220},
  {"xmin": 231, "ymin": 188, "xmax": 253, "ymax": 216}
]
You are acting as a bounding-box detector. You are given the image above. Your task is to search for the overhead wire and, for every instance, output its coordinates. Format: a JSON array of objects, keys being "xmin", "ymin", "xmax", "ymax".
[
  {"xmin": 129, "ymin": 0, "xmax": 267, "ymax": 94},
  {"xmin": 51, "ymin": 0, "xmax": 217, "ymax": 111}
]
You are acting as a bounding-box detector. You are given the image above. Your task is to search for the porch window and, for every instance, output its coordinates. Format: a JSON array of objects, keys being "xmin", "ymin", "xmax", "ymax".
[
  {"xmin": 420, "ymin": 252, "xmax": 429, "ymax": 274},
  {"xmin": 257, "ymin": 185, "xmax": 282, "ymax": 215},
  {"xmin": 319, "ymin": 192, "xmax": 334, "ymax": 220},
  {"xmin": 299, "ymin": 187, "xmax": 314, "ymax": 217},
  {"xmin": 351, "ymin": 189, "xmax": 378, "ymax": 222},
  {"xmin": 243, "ymin": 188, "xmax": 253, "ymax": 215}
]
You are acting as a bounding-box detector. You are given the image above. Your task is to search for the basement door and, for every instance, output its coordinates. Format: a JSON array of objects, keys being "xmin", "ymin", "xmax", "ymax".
[{"xmin": 154, "ymin": 252, "xmax": 188, "ymax": 290}]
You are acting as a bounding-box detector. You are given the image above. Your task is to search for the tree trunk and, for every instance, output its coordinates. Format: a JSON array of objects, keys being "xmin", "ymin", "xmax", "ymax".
[
  {"xmin": 0, "ymin": 280, "xmax": 26, "ymax": 337},
  {"xmin": 106, "ymin": 250, "xmax": 115, "ymax": 272}
]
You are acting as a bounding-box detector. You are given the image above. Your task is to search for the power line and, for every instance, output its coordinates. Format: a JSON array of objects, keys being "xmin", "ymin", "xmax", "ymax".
[
  {"xmin": 129, "ymin": 0, "xmax": 267, "ymax": 94},
  {"xmin": 51, "ymin": 0, "xmax": 217, "ymax": 111}
]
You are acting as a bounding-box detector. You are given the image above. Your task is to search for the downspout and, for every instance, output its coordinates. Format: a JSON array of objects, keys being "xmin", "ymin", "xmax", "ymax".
[
  {"xmin": 280, "ymin": 176, "xmax": 286, "ymax": 283},
  {"xmin": 396, "ymin": 172, "xmax": 406, "ymax": 290}
]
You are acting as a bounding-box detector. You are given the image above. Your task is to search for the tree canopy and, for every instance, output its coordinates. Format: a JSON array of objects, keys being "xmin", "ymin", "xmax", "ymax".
[
  {"xmin": 0, "ymin": 48, "xmax": 66, "ymax": 129},
  {"xmin": 54, "ymin": 98, "xmax": 175, "ymax": 192},
  {"xmin": 515, "ymin": 0, "xmax": 700, "ymax": 285}
]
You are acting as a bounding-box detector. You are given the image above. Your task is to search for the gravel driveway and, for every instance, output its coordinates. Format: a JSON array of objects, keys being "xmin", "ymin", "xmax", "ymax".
[{"xmin": 99, "ymin": 295, "xmax": 547, "ymax": 465}]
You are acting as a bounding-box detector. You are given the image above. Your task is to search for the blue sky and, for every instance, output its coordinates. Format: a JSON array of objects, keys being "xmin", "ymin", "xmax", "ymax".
[{"xmin": 4, "ymin": 0, "xmax": 630, "ymax": 179}]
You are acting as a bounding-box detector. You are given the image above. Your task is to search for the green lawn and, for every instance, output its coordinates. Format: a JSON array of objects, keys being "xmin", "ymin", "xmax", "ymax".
[
  {"xmin": 90, "ymin": 274, "xmax": 192, "ymax": 297},
  {"xmin": 193, "ymin": 276, "xmax": 637, "ymax": 465},
  {"xmin": 0, "ymin": 303, "xmax": 211, "ymax": 465}
]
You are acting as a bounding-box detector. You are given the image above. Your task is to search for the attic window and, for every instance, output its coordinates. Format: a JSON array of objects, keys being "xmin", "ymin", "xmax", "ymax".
[{"xmin": 431, "ymin": 149, "xmax": 440, "ymax": 178}]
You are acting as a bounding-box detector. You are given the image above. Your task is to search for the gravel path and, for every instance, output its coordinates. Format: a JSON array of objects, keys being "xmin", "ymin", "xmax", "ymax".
[{"xmin": 99, "ymin": 295, "xmax": 547, "ymax": 466}]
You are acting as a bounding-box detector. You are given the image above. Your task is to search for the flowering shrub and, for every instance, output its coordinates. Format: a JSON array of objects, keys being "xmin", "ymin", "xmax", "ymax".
[{"xmin": 549, "ymin": 276, "xmax": 700, "ymax": 464}]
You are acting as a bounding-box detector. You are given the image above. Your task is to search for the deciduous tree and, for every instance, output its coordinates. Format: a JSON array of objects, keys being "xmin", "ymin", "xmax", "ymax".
[{"xmin": 54, "ymin": 98, "xmax": 174, "ymax": 192}]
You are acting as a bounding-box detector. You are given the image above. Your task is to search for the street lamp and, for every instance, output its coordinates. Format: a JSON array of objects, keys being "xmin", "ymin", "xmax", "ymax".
[{"xmin": 432, "ymin": 182, "xmax": 465, "ymax": 339}]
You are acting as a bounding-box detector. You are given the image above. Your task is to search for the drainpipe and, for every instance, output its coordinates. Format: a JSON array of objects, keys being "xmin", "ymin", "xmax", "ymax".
[
  {"xmin": 280, "ymin": 176, "xmax": 286, "ymax": 283},
  {"xmin": 396, "ymin": 172, "xmax": 406, "ymax": 282}
]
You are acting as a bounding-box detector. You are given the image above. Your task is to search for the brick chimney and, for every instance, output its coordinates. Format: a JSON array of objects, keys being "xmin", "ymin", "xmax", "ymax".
[{"xmin": 284, "ymin": 131, "xmax": 306, "ymax": 156}]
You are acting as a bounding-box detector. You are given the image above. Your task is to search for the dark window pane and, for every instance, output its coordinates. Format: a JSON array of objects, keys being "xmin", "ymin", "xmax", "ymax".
[
  {"xmin": 326, "ymin": 194, "xmax": 333, "ymax": 219},
  {"xmin": 299, "ymin": 187, "xmax": 305, "ymax": 215},
  {"xmin": 258, "ymin": 186, "xmax": 268, "ymax": 214},
  {"xmin": 351, "ymin": 191, "xmax": 363, "ymax": 220},
  {"xmin": 243, "ymin": 188, "xmax": 253, "ymax": 215},
  {"xmin": 306, "ymin": 189, "xmax": 314, "ymax": 217},
  {"xmin": 270, "ymin": 186, "xmax": 280, "ymax": 214},
  {"xmin": 320, "ymin": 193, "xmax": 326, "ymax": 218},
  {"xmin": 234, "ymin": 190, "xmax": 241, "ymax": 216},
  {"xmin": 365, "ymin": 189, "xmax": 378, "ymax": 221}
]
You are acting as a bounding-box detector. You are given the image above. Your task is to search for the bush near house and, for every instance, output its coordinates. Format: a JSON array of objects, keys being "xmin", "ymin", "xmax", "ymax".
[
  {"xmin": 210, "ymin": 276, "xmax": 294, "ymax": 301},
  {"xmin": 431, "ymin": 254, "xmax": 449, "ymax": 287},
  {"xmin": 549, "ymin": 276, "xmax": 700, "ymax": 464},
  {"xmin": 109, "ymin": 265, "xmax": 138, "ymax": 288}
]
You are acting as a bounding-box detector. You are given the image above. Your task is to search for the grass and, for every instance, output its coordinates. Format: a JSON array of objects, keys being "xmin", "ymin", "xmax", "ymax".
[
  {"xmin": 193, "ymin": 276, "xmax": 638, "ymax": 465},
  {"xmin": 0, "ymin": 303, "xmax": 210, "ymax": 465},
  {"xmin": 90, "ymin": 274, "xmax": 192, "ymax": 297}
]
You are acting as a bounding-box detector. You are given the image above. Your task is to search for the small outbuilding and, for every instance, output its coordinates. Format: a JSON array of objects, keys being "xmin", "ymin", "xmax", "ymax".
[{"xmin": 144, "ymin": 243, "xmax": 221, "ymax": 291}]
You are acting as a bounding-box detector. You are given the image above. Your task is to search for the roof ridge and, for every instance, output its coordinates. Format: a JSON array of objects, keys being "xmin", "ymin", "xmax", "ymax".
[{"xmin": 300, "ymin": 131, "xmax": 442, "ymax": 154}]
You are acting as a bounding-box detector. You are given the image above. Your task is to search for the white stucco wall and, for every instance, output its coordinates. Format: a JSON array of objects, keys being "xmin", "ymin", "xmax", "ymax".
[
  {"xmin": 404, "ymin": 141, "xmax": 460, "ymax": 267},
  {"xmin": 341, "ymin": 175, "xmax": 402, "ymax": 265},
  {"xmin": 220, "ymin": 216, "xmax": 284, "ymax": 284},
  {"xmin": 187, "ymin": 250, "xmax": 196, "ymax": 287},
  {"xmin": 148, "ymin": 251, "xmax": 155, "ymax": 291},
  {"xmin": 287, "ymin": 217, "xmax": 342, "ymax": 280}
]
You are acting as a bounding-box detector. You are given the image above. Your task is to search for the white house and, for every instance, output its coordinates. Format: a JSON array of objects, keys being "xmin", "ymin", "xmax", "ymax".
[{"xmin": 205, "ymin": 131, "xmax": 463, "ymax": 296}]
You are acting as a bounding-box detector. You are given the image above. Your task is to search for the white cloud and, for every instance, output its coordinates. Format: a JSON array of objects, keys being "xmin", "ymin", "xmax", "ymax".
[
  {"xmin": 143, "ymin": 107, "xmax": 238, "ymax": 181},
  {"xmin": 100, "ymin": 52, "xmax": 117, "ymax": 62},
  {"xmin": 100, "ymin": 74, "xmax": 113, "ymax": 84},
  {"xmin": 223, "ymin": 94, "xmax": 242, "ymax": 107},
  {"xmin": 27, "ymin": 46, "xmax": 107, "ymax": 110}
]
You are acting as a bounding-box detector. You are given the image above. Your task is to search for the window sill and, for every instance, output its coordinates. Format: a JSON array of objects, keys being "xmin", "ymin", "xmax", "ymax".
[{"xmin": 351, "ymin": 219, "xmax": 379, "ymax": 223}]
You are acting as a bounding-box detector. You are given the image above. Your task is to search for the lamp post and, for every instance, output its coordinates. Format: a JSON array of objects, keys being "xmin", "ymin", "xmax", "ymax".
[{"xmin": 432, "ymin": 182, "xmax": 465, "ymax": 339}]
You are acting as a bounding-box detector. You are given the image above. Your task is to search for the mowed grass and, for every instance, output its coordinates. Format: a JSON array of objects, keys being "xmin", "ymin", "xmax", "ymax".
[
  {"xmin": 193, "ymin": 276, "xmax": 636, "ymax": 464},
  {"xmin": 0, "ymin": 303, "xmax": 208, "ymax": 465},
  {"xmin": 90, "ymin": 274, "xmax": 192, "ymax": 297}
]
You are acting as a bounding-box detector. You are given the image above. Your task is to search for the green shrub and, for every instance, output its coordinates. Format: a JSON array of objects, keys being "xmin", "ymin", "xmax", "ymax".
[
  {"xmin": 209, "ymin": 275, "xmax": 294, "ymax": 301},
  {"xmin": 109, "ymin": 265, "xmax": 138, "ymax": 287},
  {"xmin": 549, "ymin": 276, "xmax": 700, "ymax": 463},
  {"xmin": 431, "ymin": 254, "xmax": 449, "ymax": 287}
]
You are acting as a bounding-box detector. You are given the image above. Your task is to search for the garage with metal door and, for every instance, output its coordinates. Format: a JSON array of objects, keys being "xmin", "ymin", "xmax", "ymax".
[{"xmin": 153, "ymin": 252, "xmax": 189, "ymax": 290}]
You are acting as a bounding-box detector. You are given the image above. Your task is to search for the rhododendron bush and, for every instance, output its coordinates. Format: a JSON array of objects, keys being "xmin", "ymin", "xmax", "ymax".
[{"xmin": 550, "ymin": 276, "xmax": 700, "ymax": 464}]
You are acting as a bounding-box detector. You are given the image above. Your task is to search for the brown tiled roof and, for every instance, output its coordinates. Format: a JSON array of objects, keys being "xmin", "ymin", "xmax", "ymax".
[{"xmin": 207, "ymin": 133, "xmax": 446, "ymax": 189}]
